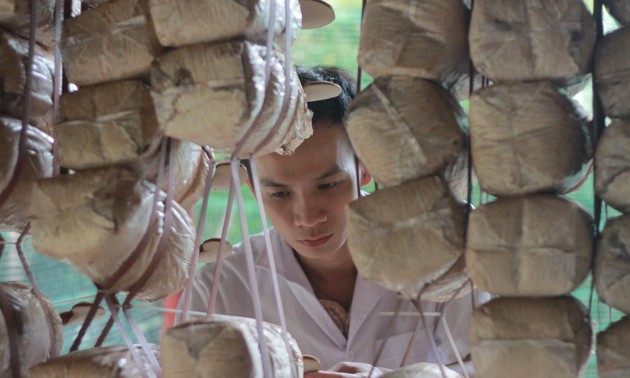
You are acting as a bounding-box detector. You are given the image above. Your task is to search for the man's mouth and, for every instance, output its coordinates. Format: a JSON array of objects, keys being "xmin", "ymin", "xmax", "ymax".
[{"xmin": 299, "ymin": 235, "xmax": 332, "ymax": 248}]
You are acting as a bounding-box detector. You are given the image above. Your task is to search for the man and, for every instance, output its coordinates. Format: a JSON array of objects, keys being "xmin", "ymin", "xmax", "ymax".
[{"xmin": 183, "ymin": 66, "xmax": 484, "ymax": 376}]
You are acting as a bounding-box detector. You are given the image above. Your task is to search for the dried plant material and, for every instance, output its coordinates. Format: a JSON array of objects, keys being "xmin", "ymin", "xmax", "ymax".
[
  {"xmin": 62, "ymin": 0, "xmax": 162, "ymax": 86},
  {"xmin": 605, "ymin": 0, "xmax": 630, "ymax": 25},
  {"xmin": 28, "ymin": 345, "xmax": 160, "ymax": 378},
  {"xmin": 470, "ymin": 81, "xmax": 592, "ymax": 196},
  {"xmin": 595, "ymin": 27, "xmax": 630, "ymax": 118},
  {"xmin": 212, "ymin": 162, "xmax": 250, "ymax": 191},
  {"xmin": 466, "ymin": 195, "xmax": 593, "ymax": 296},
  {"xmin": 347, "ymin": 175, "xmax": 466, "ymax": 299},
  {"xmin": 148, "ymin": 0, "xmax": 301, "ymax": 48},
  {"xmin": 0, "ymin": 31, "xmax": 54, "ymax": 135},
  {"xmin": 198, "ymin": 238, "xmax": 234, "ymax": 264},
  {"xmin": 161, "ymin": 315, "xmax": 304, "ymax": 378},
  {"xmin": 595, "ymin": 214, "xmax": 630, "ymax": 314},
  {"xmin": 597, "ymin": 316, "xmax": 630, "ymax": 378},
  {"xmin": 0, "ymin": 282, "xmax": 63, "ymax": 377},
  {"xmin": 29, "ymin": 167, "xmax": 195, "ymax": 302},
  {"xmin": 469, "ymin": 0, "xmax": 595, "ymax": 85},
  {"xmin": 595, "ymin": 119, "xmax": 630, "ymax": 212},
  {"xmin": 57, "ymin": 80, "xmax": 161, "ymax": 170},
  {"xmin": 358, "ymin": 0, "xmax": 469, "ymax": 87},
  {"xmin": 381, "ymin": 362, "xmax": 463, "ymax": 378},
  {"xmin": 346, "ymin": 76, "xmax": 466, "ymax": 188},
  {"xmin": 151, "ymin": 41, "xmax": 311, "ymax": 156},
  {"xmin": 0, "ymin": 0, "xmax": 54, "ymax": 37},
  {"xmin": 0, "ymin": 117, "xmax": 53, "ymax": 232},
  {"xmin": 300, "ymin": 0, "xmax": 335, "ymax": 29},
  {"xmin": 471, "ymin": 296, "xmax": 592, "ymax": 378},
  {"xmin": 302, "ymin": 355, "xmax": 320, "ymax": 373},
  {"xmin": 59, "ymin": 302, "xmax": 105, "ymax": 326}
]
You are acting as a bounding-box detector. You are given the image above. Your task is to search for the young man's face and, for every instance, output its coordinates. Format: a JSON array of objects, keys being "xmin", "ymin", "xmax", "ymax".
[{"xmin": 254, "ymin": 125, "xmax": 371, "ymax": 268}]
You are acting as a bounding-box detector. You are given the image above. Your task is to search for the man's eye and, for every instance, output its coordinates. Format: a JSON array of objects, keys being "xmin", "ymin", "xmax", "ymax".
[
  {"xmin": 269, "ymin": 191, "xmax": 289, "ymax": 199},
  {"xmin": 319, "ymin": 182, "xmax": 338, "ymax": 190}
]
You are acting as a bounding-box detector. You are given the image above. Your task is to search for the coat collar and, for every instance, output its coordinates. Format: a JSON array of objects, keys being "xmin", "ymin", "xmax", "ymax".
[{"xmin": 253, "ymin": 229, "xmax": 390, "ymax": 347}]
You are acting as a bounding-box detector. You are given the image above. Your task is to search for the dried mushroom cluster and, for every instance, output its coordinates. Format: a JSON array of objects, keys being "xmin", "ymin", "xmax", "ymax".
[
  {"xmin": 0, "ymin": 0, "xmax": 327, "ymax": 376},
  {"xmin": 592, "ymin": 3, "xmax": 630, "ymax": 377},
  {"xmin": 1, "ymin": 0, "xmax": 628, "ymax": 377},
  {"xmin": 345, "ymin": 0, "xmax": 629, "ymax": 377},
  {"xmin": 347, "ymin": 0, "xmax": 472, "ymax": 304}
]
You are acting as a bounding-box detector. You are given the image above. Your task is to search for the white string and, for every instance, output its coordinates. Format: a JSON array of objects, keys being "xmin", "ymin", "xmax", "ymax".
[
  {"xmin": 230, "ymin": 159, "xmax": 272, "ymax": 378},
  {"xmin": 179, "ymin": 156, "xmax": 217, "ymax": 322},
  {"xmin": 441, "ymin": 316, "xmax": 470, "ymax": 378},
  {"xmin": 249, "ymin": 156, "xmax": 296, "ymax": 377},
  {"xmin": 102, "ymin": 295, "xmax": 152, "ymax": 378}
]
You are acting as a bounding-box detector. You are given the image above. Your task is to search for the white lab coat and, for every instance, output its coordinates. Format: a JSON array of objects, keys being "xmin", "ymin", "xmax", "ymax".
[{"xmin": 183, "ymin": 229, "xmax": 486, "ymax": 370}]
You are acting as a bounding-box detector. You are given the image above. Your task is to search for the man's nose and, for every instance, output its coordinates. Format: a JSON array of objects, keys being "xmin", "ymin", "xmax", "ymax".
[{"xmin": 294, "ymin": 197, "xmax": 327, "ymax": 227}]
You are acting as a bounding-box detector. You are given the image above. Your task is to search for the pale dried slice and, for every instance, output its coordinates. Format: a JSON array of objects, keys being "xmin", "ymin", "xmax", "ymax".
[
  {"xmin": 466, "ymin": 195, "xmax": 593, "ymax": 296},
  {"xmin": 346, "ymin": 76, "xmax": 466, "ymax": 188},
  {"xmin": 594, "ymin": 119, "xmax": 630, "ymax": 212},
  {"xmin": 597, "ymin": 316, "xmax": 630, "ymax": 378},
  {"xmin": 605, "ymin": 0, "xmax": 630, "ymax": 25},
  {"xmin": 161, "ymin": 314, "xmax": 303, "ymax": 378},
  {"xmin": 471, "ymin": 296, "xmax": 592, "ymax": 378},
  {"xmin": 381, "ymin": 362, "xmax": 463, "ymax": 378},
  {"xmin": 0, "ymin": 282, "xmax": 63, "ymax": 377},
  {"xmin": 198, "ymin": 238, "xmax": 234, "ymax": 264},
  {"xmin": 148, "ymin": 0, "xmax": 301, "ymax": 48},
  {"xmin": 302, "ymin": 355, "xmax": 320, "ymax": 373},
  {"xmin": 212, "ymin": 162, "xmax": 249, "ymax": 191},
  {"xmin": 594, "ymin": 214, "xmax": 630, "ymax": 314},
  {"xmin": 59, "ymin": 302, "xmax": 106, "ymax": 326},
  {"xmin": 62, "ymin": 0, "xmax": 162, "ymax": 86},
  {"xmin": 151, "ymin": 41, "xmax": 310, "ymax": 156},
  {"xmin": 595, "ymin": 27, "xmax": 630, "ymax": 118},
  {"xmin": 358, "ymin": 0, "xmax": 469, "ymax": 87},
  {"xmin": 470, "ymin": 81, "xmax": 592, "ymax": 196},
  {"xmin": 300, "ymin": 0, "xmax": 335, "ymax": 29},
  {"xmin": 0, "ymin": 31, "xmax": 54, "ymax": 135},
  {"xmin": 346, "ymin": 175, "xmax": 466, "ymax": 299},
  {"xmin": 28, "ymin": 345, "xmax": 160, "ymax": 378},
  {"xmin": 0, "ymin": 117, "xmax": 53, "ymax": 232},
  {"xmin": 57, "ymin": 80, "xmax": 161, "ymax": 170},
  {"xmin": 29, "ymin": 167, "xmax": 195, "ymax": 302},
  {"xmin": 469, "ymin": 0, "xmax": 595, "ymax": 85}
]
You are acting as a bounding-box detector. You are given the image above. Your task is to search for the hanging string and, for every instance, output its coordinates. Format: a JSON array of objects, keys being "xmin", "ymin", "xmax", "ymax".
[
  {"xmin": 356, "ymin": 0, "xmax": 367, "ymax": 95},
  {"xmin": 230, "ymin": 158, "xmax": 273, "ymax": 378},
  {"xmin": 411, "ymin": 299, "xmax": 448, "ymax": 378},
  {"xmin": 15, "ymin": 224, "xmax": 59, "ymax": 357},
  {"xmin": 367, "ymin": 298, "xmax": 403, "ymax": 378},
  {"xmin": 249, "ymin": 156, "xmax": 297, "ymax": 376},
  {"xmin": 588, "ymin": 0, "xmax": 605, "ymax": 315},
  {"xmin": 102, "ymin": 294, "xmax": 152, "ymax": 378},
  {"xmin": 207, "ymin": 178, "xmax": 236, "ymax": 315},
  {"xmin": 51, "ymin": 0, "xmax": 64, "ymax": 176},
  {"xmin": 0, "ymin": 285, "xmax": 20, "ymax": 378},
  {"xmin": 179, "ymin": 151, "xmax": 217, "ymax": 322}
]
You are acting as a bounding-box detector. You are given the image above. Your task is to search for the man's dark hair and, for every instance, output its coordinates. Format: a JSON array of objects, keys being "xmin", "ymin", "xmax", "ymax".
[
  {"xmin": 296, "ymin": 65, "xmax": 356, "ymax": 127},
  {"xmin": 241, "ymin": 66, "xmax": 356, "ymax": 181}
]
